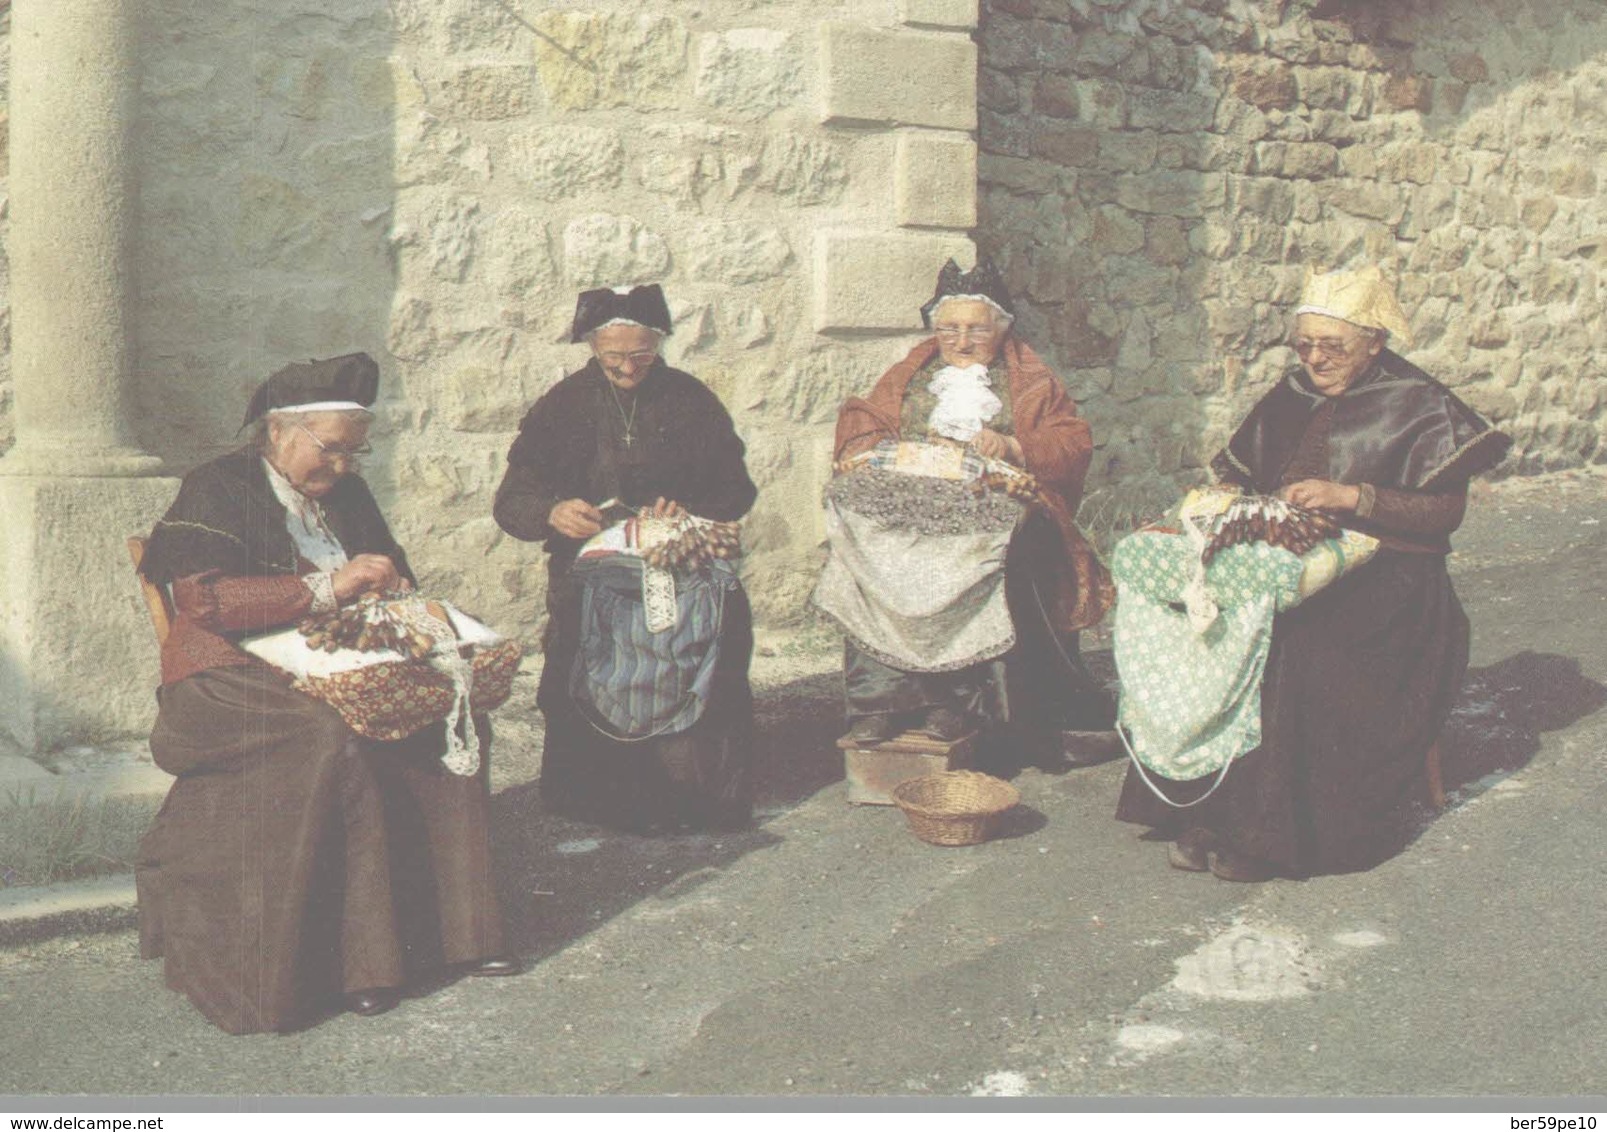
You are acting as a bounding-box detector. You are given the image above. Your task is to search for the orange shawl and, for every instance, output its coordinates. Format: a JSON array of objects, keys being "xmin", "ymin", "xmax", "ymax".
[{"xmin": 833, "ymin": 337, "xmax": 1114, "ymax": 633}]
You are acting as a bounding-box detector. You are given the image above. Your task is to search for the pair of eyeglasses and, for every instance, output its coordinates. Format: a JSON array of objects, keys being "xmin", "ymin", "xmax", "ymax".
[
  {"xmin": 1291, "ymin": 336, "xmax": 1364, "ymax": 360},
  {"xmin": 596, "ymin": 350, "xmax": 659, "ymax": 369},
  {"xmin": 933, "ymin": 325, "xmax": 998, "ymax": 342},
  {"xmin": 295, "ymin": 423, "xmax": 372, "ymax": 461}
]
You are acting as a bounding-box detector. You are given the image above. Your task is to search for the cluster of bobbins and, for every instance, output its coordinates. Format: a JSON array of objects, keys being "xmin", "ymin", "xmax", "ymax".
[
  {"xmin": 971, "ymin": 466, "xmax": 1042, "ymax": 505},
  {"xmin": 298, "ymin": 592, "xmax": 436, "ymax": 659},
  {"xmin": 1201, "ymin": 495, "xmax": 1341, "ymax": 563},
  {"xmin": 641, "ymin": 518, "xmax": 743, "ymax": 572}
]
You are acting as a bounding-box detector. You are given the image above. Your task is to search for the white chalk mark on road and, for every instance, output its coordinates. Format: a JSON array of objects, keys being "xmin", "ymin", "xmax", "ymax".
[
  {"xmin": 1171, "ymin": 922, "xmax": 1319, "ymax": 1001},
  {"xmin": 970, "ymin": 1070, "xmax": 1031, "ymax": 1096}
]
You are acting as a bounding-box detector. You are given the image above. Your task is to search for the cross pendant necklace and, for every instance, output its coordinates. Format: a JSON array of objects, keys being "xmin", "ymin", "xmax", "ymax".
[{"xmin": 609, "ymin": 385, "xmax": 638, "ymax": 448}]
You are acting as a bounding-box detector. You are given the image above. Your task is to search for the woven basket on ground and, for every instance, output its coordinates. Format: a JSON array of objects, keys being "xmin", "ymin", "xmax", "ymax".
[{"xmin": 892, "ymin": 770, "xmax": 1021, "ymax": 847}]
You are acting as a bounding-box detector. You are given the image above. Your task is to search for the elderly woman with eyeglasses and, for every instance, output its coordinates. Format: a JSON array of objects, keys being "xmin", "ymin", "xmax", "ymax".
[
  {"xmin": 134, "ymin": 354, "xmax": 516, "ymax": 1034},
  {"xmin": 494, "ymin": 285, "xmax": 758, "ymax": 832},
  {"xmin": 1115, "ymin": 266, "xmax": 1511, "ymax": 881},
  {"xmin": 824, "ymin": 259, "xmax": 1115, "ymax": 759}
]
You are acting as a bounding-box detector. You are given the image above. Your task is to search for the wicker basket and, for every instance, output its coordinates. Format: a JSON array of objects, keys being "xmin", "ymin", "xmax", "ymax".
[{"xmin": 892, "ymin": 770, "xmax": 1021, "ymax": 847}]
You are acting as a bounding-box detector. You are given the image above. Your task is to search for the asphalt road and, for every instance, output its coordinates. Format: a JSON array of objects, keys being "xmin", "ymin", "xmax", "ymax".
[{"xmin": 3, "ymin": 471, "xmax": 1606, "ymax": 1102}]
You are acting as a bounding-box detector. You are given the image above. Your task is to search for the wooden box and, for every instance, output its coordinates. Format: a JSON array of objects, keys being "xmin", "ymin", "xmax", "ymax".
[{"xmin": 839, "ymin": 731, "xmax": 977, "ymax": 806}]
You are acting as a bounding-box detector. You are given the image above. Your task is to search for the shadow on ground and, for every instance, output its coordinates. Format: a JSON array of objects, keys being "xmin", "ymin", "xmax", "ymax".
[
  {"xmin": 485, "ymin": 646, "xmax": 1606, "ymax": 961},
  {"xmin": 1441, "ymin": 650, "xmax": 1607, "ymax": 797},
  {"xmin": 490, "ymin": 667, "xmax": 846, "ymax": 963}
]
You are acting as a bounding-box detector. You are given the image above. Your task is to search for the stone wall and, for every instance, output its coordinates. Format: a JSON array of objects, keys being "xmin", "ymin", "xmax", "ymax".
[
  {"xmin": 4, "ymin": 0, "xmax": 977, "ymax": 669},
  {"xmin": 378, "ymin": 0, "xmax": 977, "ymax": 635},
  {"xmin": 979, "ymin": 0, "xmax": 1607, "ymax": 533},
  {"xmin": 4, "ymin": 0, "xmax": 1605, "ymax": 751},
  {"xmin": 376, "ymin": 0, "xmax": 968, "ymax": 635},
  {"xmin": 0, "ymin": 3, "xmax": 10, "ymax": 455}
]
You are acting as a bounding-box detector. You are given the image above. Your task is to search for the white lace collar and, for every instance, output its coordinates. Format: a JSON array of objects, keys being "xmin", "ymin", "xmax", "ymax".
[
  {"xmin": 262, "ymin": 458, "xmax": 349, "ymax": 572},
  {"xmin": 926, "ymin": 363, "xmax": 1002, "ymax": 443}
]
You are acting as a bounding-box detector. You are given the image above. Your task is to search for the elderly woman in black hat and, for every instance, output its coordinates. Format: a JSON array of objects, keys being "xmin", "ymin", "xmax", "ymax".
[
  {"xmin": 822, "ymin": 259, "xmax": 1114, "ymax": 759},
  {"xmin": 135, "ymin": 354, "xmax": 515, "ymax": 1035},
  {"xmin": 494, "ymin": 286, "xmax": 759, "ymax": 831}
]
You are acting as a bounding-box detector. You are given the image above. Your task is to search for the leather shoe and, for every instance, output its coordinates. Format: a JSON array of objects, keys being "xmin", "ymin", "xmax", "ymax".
[
  {"xmin": 845, "ymin": 714, "xmax": 897, "ymax": 745},
  {"xmin": 915, "ymin": 706, "xmax": 971, "ymax": 743},
  {"xmin": 467, "ymin": 955, "xmax": 522, "ymax": 978},
  {"xmin": 1166, "ymin": 828, "xmax": 1214, "ymax": 872},
  {"xmin": 1210, "ymin": 846, "xmax": 1276, "ymax": 883},
  {"xmin": 1058, "ymin": 729, "xmax": 1124, "ymax": 768},
  {"xmin": 345, "ymin": 988, "xmax": 399, "ymax": 1017}
]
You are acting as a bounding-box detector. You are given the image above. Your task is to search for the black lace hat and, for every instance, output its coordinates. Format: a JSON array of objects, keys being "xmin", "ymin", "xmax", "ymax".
[
  {"xmin": 919, "ymin": 257, "xmax": 1015, "ymax": 328},
  {"xmin": 241, "ymin": 353, "xmax": 379, "ymax": 429},
  {"xmin": 570, "ymin": 284, "xmax": 674, "ymax": 343}
]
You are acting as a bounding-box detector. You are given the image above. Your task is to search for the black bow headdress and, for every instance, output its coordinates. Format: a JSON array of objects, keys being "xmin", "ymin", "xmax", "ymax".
[
  {"xmin": 570, "ymin": 284, "xmax": 674, "ymax": 343},
  {"xmin": 241, "ymin": 353, "xmax": 380, "ymax": 429},
  {"xmin": 919, "ymin": 258, "xmax": 1015, "ymax": 328}
]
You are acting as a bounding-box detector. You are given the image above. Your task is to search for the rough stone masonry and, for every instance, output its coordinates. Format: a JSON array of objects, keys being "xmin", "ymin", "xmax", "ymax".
[
  {"xmin": 0, "ymin": 0, "xmax": 1603, "ymax": 752},
  {"xmin": 979, "ymin": 0, "xmax": 1607, "ymax": 530}
]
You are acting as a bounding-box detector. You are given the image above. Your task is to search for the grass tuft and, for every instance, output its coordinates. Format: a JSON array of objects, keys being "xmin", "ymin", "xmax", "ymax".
[{"xmin": 0, "ymin": 788, "xmax": 155, "ymax": 888}]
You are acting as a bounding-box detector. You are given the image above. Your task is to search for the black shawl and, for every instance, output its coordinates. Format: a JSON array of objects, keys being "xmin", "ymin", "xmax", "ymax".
[
  {"xmin": 140, "ymin": 447, "xmax": 412, "ymax": 585},
  {"xmin": 1223, "ymin": 350, "xmax": 1511, "ymax": 493},
  {"xmin": 493, "ymin": 360, "xmax": 758, "ymax": 559}
]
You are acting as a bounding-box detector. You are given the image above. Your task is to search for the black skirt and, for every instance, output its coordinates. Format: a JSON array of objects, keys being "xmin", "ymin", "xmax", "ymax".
[
  {"xmin": 1115, "ymin": 550, "xmax": 1469, "ymax": 876},
  {"xmin": 536, "ymin": 565, "xmax": 755, "ymax": 831}
]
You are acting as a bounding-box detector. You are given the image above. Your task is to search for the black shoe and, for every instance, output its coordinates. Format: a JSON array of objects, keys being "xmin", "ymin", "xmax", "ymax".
[
  {"xmin": 845, "ymin": 715, "xmax": 897, "ymax": 744},
  {"xmin": 915, "ymin": 707, "xmax": 971, "ymax": 743},
  {"xmin": 1210, "ymin": 846, "xmax": 1277, "ymax": 882},
  {"xmin": 1058, "ymin": 729, "xmax": 1124, "ymax": 767},
  {"xmin": 1166, "ymin": 828, "xmax": 1214, "ymax": 873},
  {"xmin": 467, "ymin": 955, "xmax": 522, "ymax": 978},
  {"xmin": 345, "ymin": 988, "xmax": 400, "ymax": 1017}
]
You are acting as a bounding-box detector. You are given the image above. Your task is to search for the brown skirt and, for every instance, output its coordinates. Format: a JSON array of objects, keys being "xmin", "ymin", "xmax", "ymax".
[{"xmin": 136, "ymin": 664, "xmax": 506, "ymax": 1034}]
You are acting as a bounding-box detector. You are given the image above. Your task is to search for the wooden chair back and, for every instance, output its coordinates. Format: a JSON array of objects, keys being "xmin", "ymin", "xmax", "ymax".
[{"xmin": 126, "ymin": 535, "xmax": 175, "ymax": 647}]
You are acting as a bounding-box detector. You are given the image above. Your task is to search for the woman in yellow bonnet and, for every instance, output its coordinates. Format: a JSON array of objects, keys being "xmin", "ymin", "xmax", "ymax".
[{"xmin": 1116, "ymin": 266, "xmax": 1510, "ymax": 880}]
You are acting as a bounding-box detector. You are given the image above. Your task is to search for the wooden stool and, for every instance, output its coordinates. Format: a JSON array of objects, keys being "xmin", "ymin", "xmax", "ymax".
[{"xmin": 839, "ymin": 730, "xmax": 978, "ymax": 806}]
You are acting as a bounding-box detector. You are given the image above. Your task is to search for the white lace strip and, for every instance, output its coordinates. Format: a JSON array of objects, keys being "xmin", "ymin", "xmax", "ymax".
[
  {"xmin": 391, "ymin": 599, "xmax": 481, "ymax": 777},
  {"xmin": 303, "ymin": 571, "xmax": 338, "ymax": 614},
  {"xmin": 643, "ymin": 565, "xmax": 678, "ymax": 633}
]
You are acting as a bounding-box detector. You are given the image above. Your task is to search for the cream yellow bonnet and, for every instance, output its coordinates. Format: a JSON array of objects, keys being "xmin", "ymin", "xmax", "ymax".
[{"xmin": 1294, "ymin": 265, "xmax": 1412, "ymax": 347}]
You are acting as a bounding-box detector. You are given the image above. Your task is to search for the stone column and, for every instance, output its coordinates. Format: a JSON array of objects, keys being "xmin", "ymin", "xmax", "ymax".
[
  {"xmin": 0, "ymin": 0, "xmax": 178, "ymax": 759},
  {"xmin": 4, "ymin": 0, "xmax": 160, "ymax": 475}
]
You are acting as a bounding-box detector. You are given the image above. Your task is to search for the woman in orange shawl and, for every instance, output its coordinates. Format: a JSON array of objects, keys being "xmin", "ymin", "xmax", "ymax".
[{"xmin": 826, "ymin": 259, "xmax": 1115, "ymax": 755}]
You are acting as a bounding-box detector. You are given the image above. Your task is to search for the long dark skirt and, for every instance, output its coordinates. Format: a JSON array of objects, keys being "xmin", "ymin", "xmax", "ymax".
[
  {"xmin": 844, "ymin": 513, "xmax": 1112, "ymax": 734},
  {"xmin": 1116, "ymin": 550, "xmax": 1469, "ymax": 877},
  {"xmin": 136, "ymin": 665, "xmax": 506, "ymax": 1035},
  {"xmin": 537, "ymin": 568, "xmax": 755, "ymax": 831}
]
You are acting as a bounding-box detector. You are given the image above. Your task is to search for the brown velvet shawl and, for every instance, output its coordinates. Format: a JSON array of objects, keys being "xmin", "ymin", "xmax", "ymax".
[{"xmin": 1222, "ymin": 350, "xmax": 1511, "ymax": 495}]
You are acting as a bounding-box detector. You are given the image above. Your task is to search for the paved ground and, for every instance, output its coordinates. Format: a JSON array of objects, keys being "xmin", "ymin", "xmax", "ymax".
[{"xmin": 3, "ymin": 470, "xmax": 1607, "ymax": 1101}]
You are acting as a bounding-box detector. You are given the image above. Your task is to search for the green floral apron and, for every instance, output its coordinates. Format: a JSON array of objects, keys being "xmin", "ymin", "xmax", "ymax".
[{"xmin": 1111, "ymin": 530, "xmax": 1305, "ymax": 801}]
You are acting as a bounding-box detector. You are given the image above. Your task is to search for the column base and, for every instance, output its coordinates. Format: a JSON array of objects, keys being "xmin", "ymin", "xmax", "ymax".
[
  {"xmin": 0, "ymin": 442, "xmax": 166, "ymax": 479},
  {"xmin": 0, "ymin": 475, "xmax": 181, "ymax": 756}
]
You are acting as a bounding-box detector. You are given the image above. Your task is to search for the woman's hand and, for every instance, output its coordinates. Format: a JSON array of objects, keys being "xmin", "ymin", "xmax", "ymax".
[
  {"xmin": 649, "ymin": 497, "xmax": 686, "ymax": 520},
  {"xmin": 332, "ymin": 554, "xmax": 402, "ymax": 601},
  {"xmin": 973, "ymin": 429, "xmax": 1024, "ymax": 465},
  {"xmin": 549, "ymin": 498, "xmax": 604, "ymax": 539},
  {"xmin": 1280, "ymin": 479, "xmax": 1361, "ymax": 513}
]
